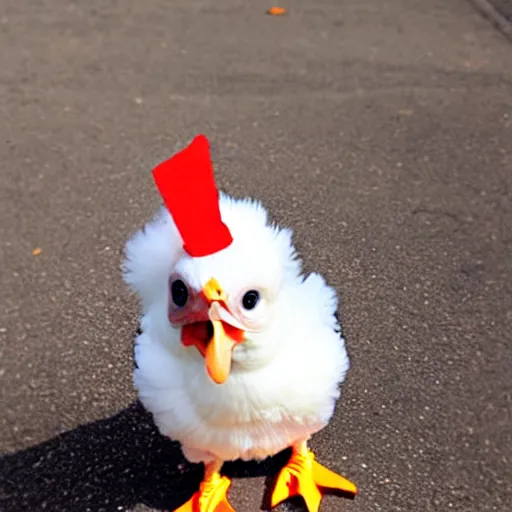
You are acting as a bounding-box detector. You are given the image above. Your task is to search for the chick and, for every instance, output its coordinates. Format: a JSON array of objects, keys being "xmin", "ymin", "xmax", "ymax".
[{"xmin": 123, "ymin": 135, "xmax": 356, "ymax": 512}]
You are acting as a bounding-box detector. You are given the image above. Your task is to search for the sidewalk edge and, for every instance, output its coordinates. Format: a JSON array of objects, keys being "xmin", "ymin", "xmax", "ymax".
[{"xmin": 469, "ymin": 0, "xmax": 512, "ymax": 43}]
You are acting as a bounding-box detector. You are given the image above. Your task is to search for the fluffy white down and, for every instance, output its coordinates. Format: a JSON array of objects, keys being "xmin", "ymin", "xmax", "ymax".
[{"xmin": 124, "ymin": 195, "xmax": 350, "ymax": 464}]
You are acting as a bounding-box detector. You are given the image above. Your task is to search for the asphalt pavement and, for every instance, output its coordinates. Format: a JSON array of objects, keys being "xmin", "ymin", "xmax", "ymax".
[{"xmin": 1, "ymin": 1, "xmax": 511, "ymax": 511}]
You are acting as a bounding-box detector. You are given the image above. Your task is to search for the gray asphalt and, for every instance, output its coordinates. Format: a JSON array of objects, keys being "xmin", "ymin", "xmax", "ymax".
[{"xmin": 1, "ymin": 1, "xmax": 511, "ymax": 511}]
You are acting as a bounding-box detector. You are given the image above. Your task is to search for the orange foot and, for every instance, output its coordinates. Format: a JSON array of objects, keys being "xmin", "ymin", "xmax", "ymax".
[
  {"xmin": 270, "ymin": 448, "xmax": 357, "ymax": 512},
  {"xmin": 174, "ymin": 471, "xmax": 235, "ymax": 512}
]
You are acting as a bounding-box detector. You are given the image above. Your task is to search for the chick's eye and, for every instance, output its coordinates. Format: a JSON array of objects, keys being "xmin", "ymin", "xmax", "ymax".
[
  {"xmin": 171, "ymin": 279, "xmax": 189, "ymax": 307},
  {"xmin": 242, "ymin": 290, "xmax": 260, "ymax": 310}
]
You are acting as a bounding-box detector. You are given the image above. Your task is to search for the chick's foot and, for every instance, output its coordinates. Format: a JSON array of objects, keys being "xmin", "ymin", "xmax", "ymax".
[
  {"xmin": 270, "ymin": 444, "xmax": 357, "ymax": 512},
  {"xmin": 175, "ymin": 468, "xmax": 235, "ymax": 512}
]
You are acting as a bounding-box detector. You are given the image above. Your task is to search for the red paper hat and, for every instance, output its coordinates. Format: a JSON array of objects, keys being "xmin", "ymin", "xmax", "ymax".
[{"xmin": 152, "ymin": 135, "xmax": 233, "ymax": 257}]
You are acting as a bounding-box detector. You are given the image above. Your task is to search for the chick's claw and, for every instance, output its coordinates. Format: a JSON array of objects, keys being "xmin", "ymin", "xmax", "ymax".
[
  {"xmin": 270, "ymin": 450, "xmax": 357, "ymax": 512},
  {"xmin": 174, "ymin": 473, "xmax": 235, "ymax": 512}
]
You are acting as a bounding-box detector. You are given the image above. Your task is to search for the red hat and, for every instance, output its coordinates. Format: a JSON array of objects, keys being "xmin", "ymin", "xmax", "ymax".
[{"xmin": 152, "ymin": 134, "xmax": 233, "ymax": 257}]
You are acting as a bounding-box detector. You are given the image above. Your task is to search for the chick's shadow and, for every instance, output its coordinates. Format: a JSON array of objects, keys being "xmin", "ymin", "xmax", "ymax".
[{"xmin": 0, "ymin": 401, "xmax": 292, "ymax": 512}]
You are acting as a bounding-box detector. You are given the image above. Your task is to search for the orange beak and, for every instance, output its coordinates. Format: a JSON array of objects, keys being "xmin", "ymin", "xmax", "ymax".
[{"xmin": 183, "ymin": 278, "xmax": 244, "ymax": 384}]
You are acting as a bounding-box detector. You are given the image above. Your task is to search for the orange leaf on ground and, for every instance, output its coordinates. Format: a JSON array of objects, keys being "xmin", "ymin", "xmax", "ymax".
[{"xmin": 268, "ymin": 7, "xmax": 286, "ymax": 15}]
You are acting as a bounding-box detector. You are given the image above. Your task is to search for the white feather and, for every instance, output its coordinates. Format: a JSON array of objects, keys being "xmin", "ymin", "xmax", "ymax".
[{"xmin": 124, "ymin": 195, "xmax": 350, "ymax": 463}]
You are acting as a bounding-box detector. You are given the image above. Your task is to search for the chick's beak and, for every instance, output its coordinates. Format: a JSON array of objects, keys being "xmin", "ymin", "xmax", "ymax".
[{"xmin": 201, "ymin": 278, "xmax": 244, "ymax": 384}]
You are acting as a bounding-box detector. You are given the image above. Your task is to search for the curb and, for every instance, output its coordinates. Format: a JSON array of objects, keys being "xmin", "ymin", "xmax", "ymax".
[{"xmin": 469, "ymin": 0, "xmax": 512, "ymax": 43}]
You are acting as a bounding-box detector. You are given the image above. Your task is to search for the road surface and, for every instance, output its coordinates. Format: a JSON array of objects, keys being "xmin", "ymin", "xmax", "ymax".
[{"xmin": 1, "ymin": 1, "xmax": 511, "ymax": 511}]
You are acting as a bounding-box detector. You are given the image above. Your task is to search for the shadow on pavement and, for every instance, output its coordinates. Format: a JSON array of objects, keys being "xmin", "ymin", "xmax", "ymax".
[{"xmin": 0, "ymin": 401, "xmax": 290, "ymax": 512}]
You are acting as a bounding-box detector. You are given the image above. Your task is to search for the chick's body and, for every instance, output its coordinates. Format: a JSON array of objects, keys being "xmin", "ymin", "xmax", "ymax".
[
  {"xmin": 125, "ymin": 196, "xmax": 350, "ymax": 466},
  {"xmin": 124, "ymin": 134, "xmax": 357, "ymax": 512}
]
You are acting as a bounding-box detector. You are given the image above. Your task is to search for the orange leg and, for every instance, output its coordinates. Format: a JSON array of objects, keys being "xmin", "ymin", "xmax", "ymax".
[
  {"xmin": 270, "ymin": 441, "xmax": 357, "ymax": 512},
  {"xmin": 174, "ymin": 460, "xmax": 235, "ymax": 512}
]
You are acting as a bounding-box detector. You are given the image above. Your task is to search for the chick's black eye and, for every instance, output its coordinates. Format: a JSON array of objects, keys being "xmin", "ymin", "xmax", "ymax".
[
  {"xmin": 242, "ymin": 290, "xmax": 260, "ymax": 310},
  {"xmin": 171, "ymin": 279, "xmax": 189, "ymax": 307}
]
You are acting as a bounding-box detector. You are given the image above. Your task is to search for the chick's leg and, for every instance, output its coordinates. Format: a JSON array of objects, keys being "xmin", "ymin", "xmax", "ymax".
[
  {"xmin": 174, "ymin": 460, "xmax": 235, "ymax": 512},
  {"xmin": 270, "ymin": 440, "xmax": 357, "ymax": 512}
]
